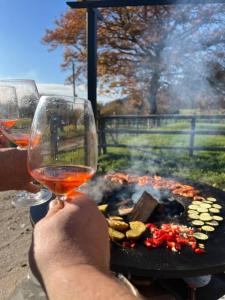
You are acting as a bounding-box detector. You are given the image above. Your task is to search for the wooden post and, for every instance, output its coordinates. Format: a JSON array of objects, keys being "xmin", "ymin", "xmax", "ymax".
[
  {"xmin": 189, "ymin": 116, "xmax": 196, "ymax": 157},
  {"xmin": 99, "ymin": 117, "xmax": 107, "ymax": 154}
]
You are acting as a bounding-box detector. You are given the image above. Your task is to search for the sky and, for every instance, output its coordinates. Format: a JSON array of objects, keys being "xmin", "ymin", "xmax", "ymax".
[{"xmin": 0, "ymin": 0, "xmax": 110, "ymax": 103}]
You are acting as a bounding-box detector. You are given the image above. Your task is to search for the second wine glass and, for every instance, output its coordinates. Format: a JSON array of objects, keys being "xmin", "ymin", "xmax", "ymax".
[
  {"xmin": 28, "ymin": 95, "xmax": 98, "ymax": 201},
  {"xmin": 0, "ymin": 79, "xmax": 52, "ymax": 207}
]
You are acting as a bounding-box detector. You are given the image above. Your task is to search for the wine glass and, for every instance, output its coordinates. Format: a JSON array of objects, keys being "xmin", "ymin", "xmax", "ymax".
[
  {"xmin": 0, "ymin": 79, "xmax": 52, "ymax": 207},
  {"xmin": 0, "ymin": 86, "xmax": 19, "ymax": 147},
  {"xmin": 28, "ymin": 96, "xmax": 98, "ymax": 201},
  {"xmin": 0, "ymin": 85, "xmax": 19, "ymax": 127}
]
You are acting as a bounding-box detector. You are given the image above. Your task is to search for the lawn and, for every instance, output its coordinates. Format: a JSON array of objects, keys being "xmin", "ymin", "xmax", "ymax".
[{"xmin": 98, "ymin": 120, "xmax": 225, "ymax": 190}]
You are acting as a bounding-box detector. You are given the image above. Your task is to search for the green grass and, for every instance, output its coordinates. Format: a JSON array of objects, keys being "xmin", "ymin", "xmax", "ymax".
[{"xmin": 98, "ymin": 121, "xmax": 225, "ymax": 190}]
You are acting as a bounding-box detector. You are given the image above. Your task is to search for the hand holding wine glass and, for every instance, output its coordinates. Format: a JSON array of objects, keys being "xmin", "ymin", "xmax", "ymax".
[
  {"xmin": 28, "ymin": 96, "xmax": 98, "ymax": 201},
  {"xmin": 0, "ymin": 79, "xmax": 52, "ymax": 207}
]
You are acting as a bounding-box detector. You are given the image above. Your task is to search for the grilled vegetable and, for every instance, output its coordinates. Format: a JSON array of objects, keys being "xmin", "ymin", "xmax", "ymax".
[
  {"xmin": 197, "ymin": 207, "xmax": 208, "ymax": 213},
  {"xmin": 189, "ymin": 205, "xmax": 199, "ymax": 210},
  {"xmin": 212, "ymin": 215, "xmax": 223, "ymax": 222},
  {"xmin": 199, "ymin": 213, "xmax": 212, "ymax": 222},
  {"xmin": 108, "ymin": 227, "xmax": 125, "ymax": 242},
  {"xmin": 109, "ymin": 216, "xmax": 124, "ymax": 221},
  {"xmin": 206, "ymin": 220, "xmax": 219, "ymax": 226},
  {"xmin": 188, "ymin": 214, "xmax": 199, "ymax": 220},
  {"xmin": 107, "ymin": 219, "xmax": 129, "ymax": 232},
  {"xmin": 98, "ymin": 204, "xmax": 108, "ymax": 213},
  {"xmin": 201, "ymin": 225, "xmax": 215, "ymax": 232},
  {"xmin": 192, "ymin": 201, "xmax": 202, "ymax": 206},
  {"xmin": 212, "ymin": 204, "xmax": 222, "ymax": 209},
  {"xmin": 126, "ymin": 221, "xmax": 146, "ymax": 240},
  {"xmin": 209, "ymin": 208, "xmax": 220, "ymax": 214},
  {"xmin": 193, "ymin": 232, "xmax": 208, "ymax": 240},
  {"xmin": 192, "ymin": 220, "xmax": 204, "ymax": 226},
  {"xmin": 199, "ymin": 203, "xmax": 211, "ymax": 209},
  {"xmin": 206, "ymin": 197, "xmax": 217, "ymax": 202}
]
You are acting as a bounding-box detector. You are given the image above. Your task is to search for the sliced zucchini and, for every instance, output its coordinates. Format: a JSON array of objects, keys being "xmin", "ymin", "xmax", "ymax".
[
  {"xmin": 199, "ymin": 214, "xmax": 212, "ymax": 221},
  {"xmin": 206, "ymin": 197, "xmax": 217, "ymax": 202},
  {"xmin": 212, "ymin": 204, "xmax": 222, "ymax": 209},
  {"xmin": 188, "ymin": 214, "xmax": 200, "ymax": 220},
  {"xmin": 188, "ymin": 205, "xmax": 199, "ymax": 210},
  {"xmin": 193, "ymin": 232, "xmax": 208, "ymax": 240},
  {"xmin": 203, "ymin": 200, "xmax": 213, "ymax": 204},
  {"xmin": 199, "ymin": 203, "xmax": 211, "ymax": 209},
  {"xmin": 197, "ymin": 207, "xmax": 208, "ymax": 213},
  {"xmin": 201, "ymin": 225, "xmax": 215, "ymax": 232},
  {"xmin": 212, "ymin": 215, "xmax": 223, "ymax": 222},
  {"xmin": 192, "ymin": 201, "xmax": 202, "ymax": 206},
  {"xmin": 206, "ymin": 220, "xmax": 219, "ymax": 226},
  {"xmin": 209, "ymin": 208, "xmax": 220, "ymax": 214},
  {"xmin": 192, "ymin": 220, "xmax": 204, "ymax": 226}
]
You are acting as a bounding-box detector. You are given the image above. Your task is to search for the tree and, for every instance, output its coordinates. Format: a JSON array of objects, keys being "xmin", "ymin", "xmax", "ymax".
[{"xmin": 43, "ymin": 4, "xmax": 225, "ymax": 114}]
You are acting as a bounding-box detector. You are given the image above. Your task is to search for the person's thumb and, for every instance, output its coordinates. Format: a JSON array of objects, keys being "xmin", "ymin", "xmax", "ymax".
[{"xmin": 46, "ymin": 199, "xmax": 64, "ymax": 217}]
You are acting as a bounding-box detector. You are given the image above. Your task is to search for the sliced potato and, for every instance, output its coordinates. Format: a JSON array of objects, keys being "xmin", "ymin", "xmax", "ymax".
[
  {"xmin": 107, "ymin": 219, "xmax": 129, "ymax": 232},
  {"xmin": 209, "ymin": 208, "xmax": 220, "ymax": 214},
  {"xmin": 126, "ymin": 221, "xmax": 146, "ymax": 240},
  {"xmin": 98, "ymin": 204, "xmax": 108, "ymax": 213},
  {"xmin": 212, "ymin": 215, "xmax": 223, "ymax": 222},
  {"xmin": 193, "ymin": 232, "xmax": 208, "ymax": 240},
  {"xmin": 109, "ymin": 216, "xmax": 124, "ymax": 221},
  {"xmin": 201, "ymin": 225, "xmax": 215, "ymax": 232},
  {"xmin": 192, "ymin": 220, "xmax": 204, "ymax": 226},
  {"xmin": 108, "ymin": 227, "xmax": 125, "ymax": 242}
]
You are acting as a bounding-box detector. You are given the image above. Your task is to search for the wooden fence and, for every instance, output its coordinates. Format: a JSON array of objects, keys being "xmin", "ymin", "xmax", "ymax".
[{"xmin": 98, "ymin": 114, "xmax": 225, "ymax": 156}]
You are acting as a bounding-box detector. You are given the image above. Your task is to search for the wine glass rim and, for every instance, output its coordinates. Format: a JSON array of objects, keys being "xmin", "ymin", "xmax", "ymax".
[
  {"xmin": 0, "ymin": 85, "xmax": 17, "ymax": 90},
  {"xmin": 0, "ymin": 79, "xmax": 36, "ymax": 83}
]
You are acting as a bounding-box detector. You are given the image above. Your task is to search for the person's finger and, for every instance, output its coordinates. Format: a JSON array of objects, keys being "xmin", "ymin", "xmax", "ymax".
[{"xmin": 46, "ymin": 199, "xmax": 64, "ymax": 217}]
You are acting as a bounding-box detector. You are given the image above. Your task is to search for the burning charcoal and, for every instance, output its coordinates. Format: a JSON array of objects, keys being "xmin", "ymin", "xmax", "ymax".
[
  {"xmin": 150, "ymin": 199, "xmax": 185, "ymax": 222},
  {"xmin": 128, "ymin": 191, "xmax": 159, "ymax": 222}
]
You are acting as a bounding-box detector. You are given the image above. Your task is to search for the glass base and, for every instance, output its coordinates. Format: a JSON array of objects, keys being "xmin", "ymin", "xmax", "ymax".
[{"xmin": 12, "ymin": 189, "xmax": 52, "ymax": 208}]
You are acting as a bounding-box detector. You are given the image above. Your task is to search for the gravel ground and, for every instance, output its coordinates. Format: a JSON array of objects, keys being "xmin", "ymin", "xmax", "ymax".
[{"xmin": 0, "ymin": 191, "xmax": 32, "ymax": 300}]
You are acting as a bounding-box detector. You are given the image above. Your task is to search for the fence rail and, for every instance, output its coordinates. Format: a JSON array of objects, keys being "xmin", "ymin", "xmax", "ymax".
[{"xmin": 98, "ymin": 114, "xmax": 225, "ymax": 156}]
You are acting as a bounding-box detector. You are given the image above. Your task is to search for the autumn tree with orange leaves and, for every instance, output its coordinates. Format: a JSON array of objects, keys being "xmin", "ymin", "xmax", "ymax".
[{"xmin": 43, "ymin": 5, "xmax": 225, "ymax": 114}]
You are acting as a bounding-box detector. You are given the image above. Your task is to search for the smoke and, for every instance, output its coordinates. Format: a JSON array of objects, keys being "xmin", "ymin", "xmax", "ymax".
[
  {"xmin": 160, "ymin": 4, "xmax": 225, "ymax": 112},
  {"xmin": 79, "ymin": 175, "xmax": 122, "ymax": 203}
]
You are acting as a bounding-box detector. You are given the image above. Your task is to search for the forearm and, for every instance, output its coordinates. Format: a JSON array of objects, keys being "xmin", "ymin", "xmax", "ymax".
[
  {"xmin": 0, "ymin": 148, "xmax": 17, "ymax": 190},
  {"xmin": 44, "ymin": 265, "xmax": 140, "ymax": 300},
  {"xmin": 0, "ymin": 148, "xmax": 30, "ymax": 191}
]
